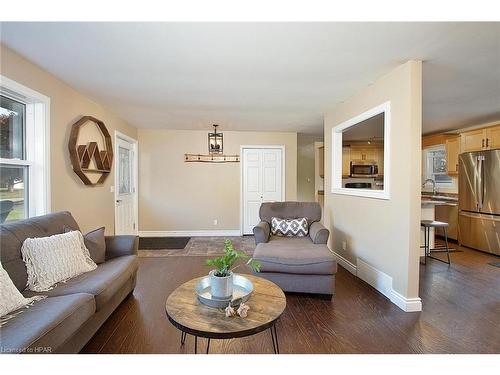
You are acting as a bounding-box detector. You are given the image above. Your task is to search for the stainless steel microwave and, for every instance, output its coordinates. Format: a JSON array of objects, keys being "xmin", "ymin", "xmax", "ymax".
[{"xmin": 350, "ymin": 162, "xmax": 378, "ymax": 177}]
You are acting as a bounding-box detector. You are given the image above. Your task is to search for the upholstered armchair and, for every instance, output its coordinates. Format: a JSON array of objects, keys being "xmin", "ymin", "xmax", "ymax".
[{"xmin": 252, "ymin": 202, "xmax": 337, "ymax": 297}]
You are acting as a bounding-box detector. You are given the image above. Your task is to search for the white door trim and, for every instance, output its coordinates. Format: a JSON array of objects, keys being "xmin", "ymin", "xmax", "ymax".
[
  {"xmin": 239, "ymin": 145, "xmax": 286, "ymax": 235},
  {"xmin": 114, "ymin": 131, "xmax": 139, "ymax": 235}
]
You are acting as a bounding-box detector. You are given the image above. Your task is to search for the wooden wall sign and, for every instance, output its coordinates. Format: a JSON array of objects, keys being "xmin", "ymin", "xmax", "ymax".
[{"xmin": 68, "ymin": 116, "xmax": 113, "ymax": 186}]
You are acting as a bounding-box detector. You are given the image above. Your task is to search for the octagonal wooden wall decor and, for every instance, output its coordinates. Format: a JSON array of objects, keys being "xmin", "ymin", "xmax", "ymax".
[{"xmin": 68, "ymin": 116, "xmax": 113, "ymax": 186}]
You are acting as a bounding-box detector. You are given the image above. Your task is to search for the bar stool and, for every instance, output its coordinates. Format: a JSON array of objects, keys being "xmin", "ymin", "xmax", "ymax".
[{"xmin": 420, "ymin": 220, "xmax": 451, "ymax": 265}]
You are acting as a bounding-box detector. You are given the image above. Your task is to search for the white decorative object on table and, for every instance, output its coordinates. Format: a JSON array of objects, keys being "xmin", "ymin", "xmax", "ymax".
[
  {"xmin": 237, "ymin": 302, "xmax": 250, "ymax": 318},
  {"xmin": 225, "ymin": 304, "xmax": 236, "ymax": 317},
  {"xmin": 21, "ymin": 231, "xmax": 97, "ymax": 292}
]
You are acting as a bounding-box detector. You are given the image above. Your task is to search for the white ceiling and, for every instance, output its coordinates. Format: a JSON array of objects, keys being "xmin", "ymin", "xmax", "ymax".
[{"xmin": 1, "ymin": 22, "xmax": 499, "ymax": 135}]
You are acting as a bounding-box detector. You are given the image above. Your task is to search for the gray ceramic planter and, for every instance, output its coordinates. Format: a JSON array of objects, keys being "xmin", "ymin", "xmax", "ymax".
[{"xmin": 209, "ymin": 270, "xmax": 233, "ymax": 300}]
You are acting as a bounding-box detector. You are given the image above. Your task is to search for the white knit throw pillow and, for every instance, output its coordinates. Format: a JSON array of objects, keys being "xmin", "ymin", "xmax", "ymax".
[
  {"xmin": 0, "ymin": 263, "xmax": 45, "ymax": 326},
  {"xmin": 21, "ymin": 231, "xmax": 97, "ymax": 292}
]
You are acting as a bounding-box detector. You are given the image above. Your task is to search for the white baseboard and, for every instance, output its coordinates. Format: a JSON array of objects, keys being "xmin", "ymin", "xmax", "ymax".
[
  {"xmin": 332, "ymin": 251, "xmax": 357, "ymax": 275},
  {"xmin": 138, "ymin": 230, "xmax": 242, "ymax": 237},
  {"xmin": 357, "ymin": 258, "xmax": 394, "ymax": 299},
  {"xmin": 349, "ymin": 257, "xmax": 422, "ymax": 312},
  {"xmin": 390, "ymin": 290, "xmax": 423, "ymax": 312}
]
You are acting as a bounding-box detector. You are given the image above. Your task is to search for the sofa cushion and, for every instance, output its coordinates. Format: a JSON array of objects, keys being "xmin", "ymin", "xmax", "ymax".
[
  {"xmin": 0, "ymin": 211, "xmax": 80, "ymax": 291},
  {"xmin": 253, "ymin": 236, "xmax": 337, "ymax": 275},
  {"xmin": 1, "ymin": 263, "xmax": 43, "ymax": 320},
  {"xmin": 271, "ymin": 217, "xmax": 308, "ymax": 237},
  {"xmin": 0, "ymin": 293, "xmax": 95, "ymax": 354},
  {"xmin": 21, "ymin": 231, "xmax": 97, "ymax": 292},
  {"xmin": 259, "ymin": 202, "xmax": 321, "ymax": 226},
  {"xmin": 24, "ymin": 255, "xmax": 138, "ymax": 311},
  {"xmin": 83, "ymin": 227, "xmax": 106, "ymax": 264},
  {"xmin": 64, "ymin": 226, "xmax": 106, "ymax": 264}
]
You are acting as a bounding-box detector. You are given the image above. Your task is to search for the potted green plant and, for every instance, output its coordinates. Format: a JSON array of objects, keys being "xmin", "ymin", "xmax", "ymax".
[{"xmin": 206, "ymin": 239, "xmax": 261, "ymax": 300}]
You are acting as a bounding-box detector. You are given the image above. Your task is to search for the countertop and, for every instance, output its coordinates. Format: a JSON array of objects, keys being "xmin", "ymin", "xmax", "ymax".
[{"xmin": 421, "ymin": 193, "xmax": 458, "ymax": 207}]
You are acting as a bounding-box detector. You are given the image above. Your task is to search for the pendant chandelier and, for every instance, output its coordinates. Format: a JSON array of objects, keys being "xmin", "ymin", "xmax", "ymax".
[
  {"xmin": 184, "ymin": 124, "xmax": 239, "ymax": 163},
  {"xmin": 208, "ymin": 124, "xmax": 223, "ymax": 154}
]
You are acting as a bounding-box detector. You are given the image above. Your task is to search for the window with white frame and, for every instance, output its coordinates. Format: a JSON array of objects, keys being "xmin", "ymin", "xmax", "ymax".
[
  {"xmin": 0, "ymin": 76, "xmax": 50, "ymax": 222},
  {"xmin": 423, "ymin": 145, "xmax": 455, "ymax": 188}
]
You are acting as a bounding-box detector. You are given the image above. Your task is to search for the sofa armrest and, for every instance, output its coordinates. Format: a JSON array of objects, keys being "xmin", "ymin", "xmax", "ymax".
[
  {"xmin": 105, "ymin": 235, "xmax": 138, "ymax": 260},
  {"xmin": 253, "ymin": 221, "xmax": 270, "ymax": 244},
  {"xmin": 309, "ymin": 222, "xmax": 329, "ymax": 244}
]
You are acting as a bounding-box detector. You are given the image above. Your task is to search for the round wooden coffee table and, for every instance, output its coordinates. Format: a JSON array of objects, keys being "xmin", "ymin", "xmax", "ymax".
[{"xmin": 165, "ymin": 274, "xmax": 286, "ymax": 354}]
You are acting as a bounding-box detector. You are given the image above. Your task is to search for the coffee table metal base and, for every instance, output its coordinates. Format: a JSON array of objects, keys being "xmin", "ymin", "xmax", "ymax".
[{"xmin": 178, "ymin": 321, "xmax": 281, "ymax": 354}]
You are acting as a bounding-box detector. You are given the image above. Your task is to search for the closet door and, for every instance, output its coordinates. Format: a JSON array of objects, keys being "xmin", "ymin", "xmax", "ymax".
[
  {"xmin": 242, "ymin": 148, "xmax": 283, "ymax": 234},
  {"xmin": 261, "ymin": 149, "xmax": 282, "ymax": 203}
]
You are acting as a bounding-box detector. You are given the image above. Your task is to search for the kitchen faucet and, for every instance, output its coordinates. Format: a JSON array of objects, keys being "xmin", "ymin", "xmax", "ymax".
[{"xmin": 422, "ymin": 178, "xmax": 437, "ymax": 195}]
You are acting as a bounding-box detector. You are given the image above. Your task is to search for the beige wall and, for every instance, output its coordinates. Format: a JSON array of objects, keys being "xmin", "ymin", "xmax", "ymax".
[
  {"xmin": 323, "ymin": 61, "xmax": 422, "ymax": 300},
  {"xmin": 297, "ymin": 134, "xmax": 323, "ymax": 202},
  {"xmin": 138, "ymin": 129, "xmax": 297, "ymax": 231},
  {"xmin": 0, "ymin": 45, "xmax": 137, "ymax": 234}
]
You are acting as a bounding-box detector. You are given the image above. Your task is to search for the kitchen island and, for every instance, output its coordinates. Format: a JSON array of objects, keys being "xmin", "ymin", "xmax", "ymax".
[{"xmin": 421, "ymin": 195, "xmax": 458, "ymax": 254}]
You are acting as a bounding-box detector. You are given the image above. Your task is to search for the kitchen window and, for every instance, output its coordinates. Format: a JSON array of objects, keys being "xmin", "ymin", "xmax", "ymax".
[
  {"xmin": 424, "ymin": 145, "xmax": 455, "ymax": 187},
  {"xmin": 0, "ymin": 76, "xmax": 50, "ymax": 223}
]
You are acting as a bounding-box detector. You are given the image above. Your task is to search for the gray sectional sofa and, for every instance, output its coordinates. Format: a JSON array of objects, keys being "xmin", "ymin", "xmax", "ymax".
[
  {"xmin": 0, "ymin": 211, "xmax": 138, "ymax": 354},
  {"xmin": 252, "ymin": 202, "xmax": 337, "ymax": 296}
]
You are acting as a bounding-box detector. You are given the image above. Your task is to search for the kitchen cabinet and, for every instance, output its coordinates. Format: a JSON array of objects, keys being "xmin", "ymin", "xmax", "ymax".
[
  {"xmin": 460, "ymin": 125, "xmax": 500, "ymax": 152},
  {"xmin": 435, "ymin": 204, "xmax": 458, "ymax": 241},
  {"xmin": 342, "ymin": 147, "xmax": 351, "ymax": 176},
  {"xmin": 376, "ymin": 147, "xmax": 384, "ymax": 175},
  {"xmin": 422, "ymin": 133, "xmax": 449, "ymax": 148},
  {"xmin": 445, "ymin": 136, "xmax": 459, "ymax": 175},
  {"xmin": 486, "ymin": 125, "xmax": 500, "ymax": 149},
  {"xmin": 461, "ymin": 129, "xmax": 486, "ymax": 152},
  {"xmin": 350, "ymin": 146, "xmax": 375, "ymax": 161}
]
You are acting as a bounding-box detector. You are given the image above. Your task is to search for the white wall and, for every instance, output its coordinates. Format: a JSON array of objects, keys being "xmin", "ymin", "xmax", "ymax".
[{"xmin": 323, "ymin": 61, "xmax": 422, "ymax": 311}]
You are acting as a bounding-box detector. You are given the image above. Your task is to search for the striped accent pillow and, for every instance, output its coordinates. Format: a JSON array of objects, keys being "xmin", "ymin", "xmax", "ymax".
[{"xmin": 271, "ymin": 217, "xmax": 308, "ymax": 237}]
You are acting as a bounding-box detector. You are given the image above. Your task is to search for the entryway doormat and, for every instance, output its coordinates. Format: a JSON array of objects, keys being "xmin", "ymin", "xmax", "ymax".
[{"xmin": 139, "ymin": 237, "xmax": 191, "ymax": 250}]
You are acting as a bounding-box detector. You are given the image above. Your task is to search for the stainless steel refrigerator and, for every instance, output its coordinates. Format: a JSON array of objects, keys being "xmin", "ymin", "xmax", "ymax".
[{"xmin": 459, "ymin": 149, "xmax": 500, "ymax": 255}]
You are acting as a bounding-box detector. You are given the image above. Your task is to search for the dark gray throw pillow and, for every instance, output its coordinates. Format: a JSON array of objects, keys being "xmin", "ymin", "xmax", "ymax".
[
  {"xmin": 83, "ymin": 227, "xmax": 106, "ymax": 264},
  {"xmin": 63, "ymin": 226, "xmax": 106, "ymax": 264}
]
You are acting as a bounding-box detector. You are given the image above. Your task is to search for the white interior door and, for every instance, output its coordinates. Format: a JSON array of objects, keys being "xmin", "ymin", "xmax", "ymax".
[
  {"xmin": 115, "ymin": 136, "xmax": 137, "ymax": 235},
  {"xmin": 242, "ymin": 147, "xmax": 283, "ymax": 234}
]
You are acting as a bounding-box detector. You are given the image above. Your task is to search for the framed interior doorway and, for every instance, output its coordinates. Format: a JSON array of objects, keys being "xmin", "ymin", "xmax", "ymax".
[{"xmin": 114, "ymin": 131, "xmax": 138, "ymax": 235}]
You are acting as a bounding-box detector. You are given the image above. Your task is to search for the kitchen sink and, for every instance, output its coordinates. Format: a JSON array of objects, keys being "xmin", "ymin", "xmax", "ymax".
[{"xmin": 421, "ymin": 194, "xmax": 458, "ymax": 202}]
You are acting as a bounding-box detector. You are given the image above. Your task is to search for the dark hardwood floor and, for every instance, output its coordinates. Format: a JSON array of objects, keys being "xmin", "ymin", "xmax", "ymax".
[{"xmin": 82, "ymin": 243, "xmax": 500, "ymax": 354}]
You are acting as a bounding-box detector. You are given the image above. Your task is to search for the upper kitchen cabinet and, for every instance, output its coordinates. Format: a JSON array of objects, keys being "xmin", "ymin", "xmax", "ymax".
[
  {"xmin": 460, "ymin": 124, "xmax": 500, "ymax": 152},
  {"xmin": 349, "ymin": 145, "xmax": 378, "ymax": 161},
  {"xmin": 487, "ymin": 125, "xmax": 500, "ymax": 149},
  {"xmin": 445, "ymin": 135, "xmax": 460, "ymax": 175},
  {"xmin": 422, "ymin": 133, "xmax": 449, "ymax": 148},
  {"xmin": 461, "ymin": 128, "xmax": 487, "ymax": 152}
]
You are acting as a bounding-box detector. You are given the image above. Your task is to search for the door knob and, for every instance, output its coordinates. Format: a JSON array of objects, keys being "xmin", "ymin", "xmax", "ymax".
[{"xmin": 116, "ymin": 199, "xmax": 122, "ymax": 203}]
